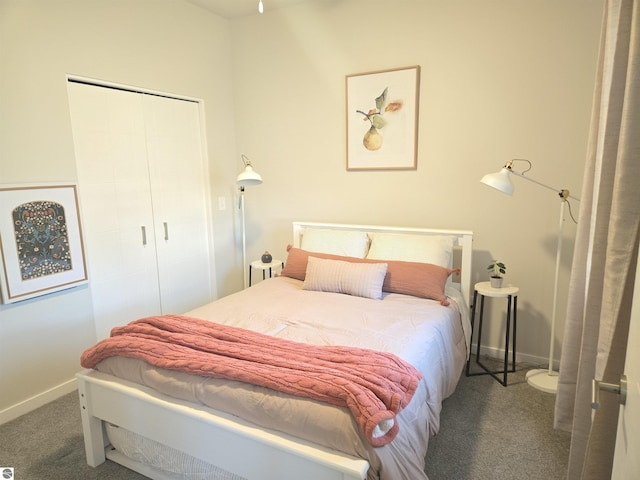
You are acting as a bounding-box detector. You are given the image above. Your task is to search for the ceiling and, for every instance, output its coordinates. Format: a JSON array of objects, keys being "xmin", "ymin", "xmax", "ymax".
[{"xmin": 184, "ymin": 0, "xmax": 311, "ymax": 18}]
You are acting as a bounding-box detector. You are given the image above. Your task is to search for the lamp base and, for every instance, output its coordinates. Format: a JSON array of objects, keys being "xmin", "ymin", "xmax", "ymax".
[{"xmin": 526, "ymin": 368, "xmax": 559, "ymax": 394}]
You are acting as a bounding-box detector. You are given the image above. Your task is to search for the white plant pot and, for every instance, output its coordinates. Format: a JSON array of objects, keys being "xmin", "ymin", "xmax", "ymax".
[{"xmin": 490, "ymin": 277, "xmax": 503, "ymax": 288}]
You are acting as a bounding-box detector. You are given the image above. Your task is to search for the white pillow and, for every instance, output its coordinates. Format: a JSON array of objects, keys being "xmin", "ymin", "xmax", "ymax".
[
  {"xmin": 366, "ymin": 233, "xmax": 455, "ymax": 267},
  {"xmin": 302, "ymin": 256, "xmax": 387, "ymax": 300},
  {"xmin": 300, "ymin": 228, "xmax": 370, "ymax": 258}
]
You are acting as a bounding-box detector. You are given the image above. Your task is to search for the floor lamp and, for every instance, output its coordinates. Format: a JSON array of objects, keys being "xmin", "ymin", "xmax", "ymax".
[
  {"xmin": 237, "ymin": 154, "xmax": 263, "ymax": 288},
  {"xmin": 480, "ymin": 159, "xmax": 579, "ymax": 394}
]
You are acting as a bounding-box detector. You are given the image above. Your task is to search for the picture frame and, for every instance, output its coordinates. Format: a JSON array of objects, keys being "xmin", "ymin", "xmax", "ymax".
[
  {"xmin": 346, "ymin": 65, "xmax": 420, "ymax": 171},
  {"xmin": 0, "ymin": 184, "xmax": 87, "ymax": 303}
]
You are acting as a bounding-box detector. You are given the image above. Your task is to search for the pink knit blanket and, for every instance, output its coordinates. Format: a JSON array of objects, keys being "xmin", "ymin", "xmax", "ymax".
[{"xmin": 80, "ymin": 314, "xmax": 422, "ymax": 446}]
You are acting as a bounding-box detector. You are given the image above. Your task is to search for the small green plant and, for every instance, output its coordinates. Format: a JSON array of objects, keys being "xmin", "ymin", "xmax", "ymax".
[{"xmin": 488, "ymin": 261, "xmax": 506, "ymax": 278}]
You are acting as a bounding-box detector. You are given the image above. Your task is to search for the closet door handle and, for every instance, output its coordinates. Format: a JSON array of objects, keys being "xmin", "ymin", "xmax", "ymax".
[
  {"xmin": 163, "ymin": 222, "xmax": 169, "ymax": 241},
  {"xmin": 141, "ymin": 226, "xmax": 147, "ymax": 246}
]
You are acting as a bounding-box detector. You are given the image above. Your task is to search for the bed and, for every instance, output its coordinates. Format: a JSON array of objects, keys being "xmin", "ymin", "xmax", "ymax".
[{"xmin": 76, "ymin": 222, "xmax": 473, "ymax": 480}]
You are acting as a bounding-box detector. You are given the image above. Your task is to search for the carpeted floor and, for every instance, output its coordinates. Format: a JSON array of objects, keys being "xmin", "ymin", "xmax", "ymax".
[
  {"xmin": 0, "ymin": 358, "xmax": 570, "ymax": 479},
  {"xmin": 425, "ymin": 359, "xmax": 571, "ymax": 479},
  {"xmin": 0, "ymin": 389, "xmax": 145, "ymax": 480}
]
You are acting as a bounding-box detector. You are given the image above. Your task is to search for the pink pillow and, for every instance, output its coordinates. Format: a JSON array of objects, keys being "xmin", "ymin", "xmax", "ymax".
[{"xmin": 280, "ymin": 246, "xmax": 456, "ymax": 305}]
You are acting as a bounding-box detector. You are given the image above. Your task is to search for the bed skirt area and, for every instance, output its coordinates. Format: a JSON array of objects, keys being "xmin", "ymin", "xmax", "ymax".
[{"xmin": 106, "ymin": 423, "xmax": 246, "ymax": 480}]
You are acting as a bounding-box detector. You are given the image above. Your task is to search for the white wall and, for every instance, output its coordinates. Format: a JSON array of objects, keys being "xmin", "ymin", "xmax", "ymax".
[
  {"xmin": 229, "ymin": 1, "xmax": 603, "ymax": 367},
  {"xmin": 0, "ymin": 0, "xmax": 238, "ymax": 418}
]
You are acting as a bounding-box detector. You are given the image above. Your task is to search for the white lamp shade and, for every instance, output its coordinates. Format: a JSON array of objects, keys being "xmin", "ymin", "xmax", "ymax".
[
  {"xmin": 236, "ymin": 165, "xmax": 263, "ymax": 186},
  {"xmin": 480, "ymin": 168, "xmax": 514, "ymax": 195}
]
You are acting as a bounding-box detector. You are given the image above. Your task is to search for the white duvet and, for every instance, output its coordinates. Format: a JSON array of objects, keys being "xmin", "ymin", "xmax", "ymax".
[{"xmin": 96, "ymin": 276, "xmax": 469, "ymax": 480}]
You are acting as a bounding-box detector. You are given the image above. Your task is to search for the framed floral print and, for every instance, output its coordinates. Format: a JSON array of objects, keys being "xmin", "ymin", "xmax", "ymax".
[
  {"xmin": 0, "ymin": 184, "xmax": 87, "ymax": 303},
  {"xmin": 346, "ymin": 65, "xmax": 420, "ymax": 170}
]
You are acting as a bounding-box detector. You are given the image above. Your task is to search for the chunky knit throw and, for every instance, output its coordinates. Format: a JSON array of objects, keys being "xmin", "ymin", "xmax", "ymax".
[{"xmin": 81, "ymin": 314, "xmax": 422, "ymax": 446}]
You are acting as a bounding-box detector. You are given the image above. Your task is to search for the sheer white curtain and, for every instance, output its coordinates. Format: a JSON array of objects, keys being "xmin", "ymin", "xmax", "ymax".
[{"xmin": 555, "ymin": 1, "xmax": 640, "ymax": 478}]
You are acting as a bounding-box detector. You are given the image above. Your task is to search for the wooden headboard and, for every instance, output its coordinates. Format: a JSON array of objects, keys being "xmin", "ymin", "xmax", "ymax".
[{"xmin": 292, "ymin": 222, "xmax": 474, "ymax": 309}]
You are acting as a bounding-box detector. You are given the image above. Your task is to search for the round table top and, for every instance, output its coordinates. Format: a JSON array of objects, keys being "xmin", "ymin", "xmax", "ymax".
[
  {"xmin": 475, "ymin": 281, "xmax": 519, "ymax": 297},
  {"xmin": 250, "ymin": 259, "xmax": 283, "ymax": 269}
]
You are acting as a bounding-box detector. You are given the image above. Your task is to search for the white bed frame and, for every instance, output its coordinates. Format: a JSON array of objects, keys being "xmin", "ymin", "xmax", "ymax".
[{"xmin": 77, "ymin": 222, "xmax": 473, "ymax": 480}]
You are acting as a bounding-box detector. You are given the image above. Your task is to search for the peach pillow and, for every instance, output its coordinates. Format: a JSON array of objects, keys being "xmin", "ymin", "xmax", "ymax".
[{"xmin": 280, "ymin": 246, "xmax": 455, "ymax": 305}]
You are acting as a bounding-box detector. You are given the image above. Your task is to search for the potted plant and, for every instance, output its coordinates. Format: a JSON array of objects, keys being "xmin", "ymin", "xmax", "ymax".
[{"xmin": 487, "ymin": 261, "xmax": 506, "ymax": 288}]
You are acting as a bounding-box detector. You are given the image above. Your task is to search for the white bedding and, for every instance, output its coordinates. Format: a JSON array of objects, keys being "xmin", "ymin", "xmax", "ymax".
[{"xmin": 95, "ymin": 276, "xmax": 469, "ymax": 480}]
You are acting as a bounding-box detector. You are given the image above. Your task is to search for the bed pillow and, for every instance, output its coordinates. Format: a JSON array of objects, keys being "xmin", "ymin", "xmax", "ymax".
[
  {"xmin": 303, "ymin": 256, "xmax": 388, "ymax": 300},
  {"xmin": 281, "ymin": 246, "xmax": 455, "ymax": 305},
  {"xmin": 366, "ymin": 233, "xmax": 456, "ymax": 268},
  {"xmin": 299, "ymin": 228, "xmax": 370, "ymax": 258}
]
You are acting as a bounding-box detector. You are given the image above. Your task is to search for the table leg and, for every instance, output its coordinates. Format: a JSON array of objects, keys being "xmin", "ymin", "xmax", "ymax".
[
  {"xmin": 466, "ymin": 289, "xmax": 479, "ymax": 376},
  {"xmin": 476, "ymin": 295, "xmax": 486, "ymax": 363},
  {"xmin": 504, "ymin": 295, "xmax": 512, "ymax": 385},
  {"xmin": 512, "ymin": 296, "xmax": 517, "ymax": 372}
]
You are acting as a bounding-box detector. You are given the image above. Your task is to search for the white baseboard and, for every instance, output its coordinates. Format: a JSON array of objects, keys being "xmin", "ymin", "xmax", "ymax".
[
  {"xmin": 0, "ymin": 378, "xmax": 78, "ymax": 425},
  {"xmin": 471, "ymin": 343, "xmax": 560, "ymax": 371}
]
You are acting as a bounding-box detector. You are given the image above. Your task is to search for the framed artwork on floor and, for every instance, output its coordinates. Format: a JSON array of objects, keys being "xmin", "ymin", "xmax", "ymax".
[
  {"xmin": 0, "ymin": 184, "xmax": 87, "ymax": 303},
  {"xmin": 346, "ymin": 65, "xmax": 420, "ymax": 171}
]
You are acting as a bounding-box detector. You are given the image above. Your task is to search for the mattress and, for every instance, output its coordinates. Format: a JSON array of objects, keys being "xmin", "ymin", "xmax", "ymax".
[{"xmin": 94, "ymin": 276, "xmax": 470, "ymax": 480}]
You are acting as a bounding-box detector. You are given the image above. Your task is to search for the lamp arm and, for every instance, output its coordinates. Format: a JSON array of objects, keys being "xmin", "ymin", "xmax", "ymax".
[{"xmin": 507, "ymin": 169, "xmax": 580, "ymax": 202}]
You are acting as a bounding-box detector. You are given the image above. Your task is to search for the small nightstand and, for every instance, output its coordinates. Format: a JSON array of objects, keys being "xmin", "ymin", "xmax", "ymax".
[
  {"xmin": 249, "ymin": 259, "xmax": 283, "ymax": 286},
  {"xmin": 466, "ymin": 281, "xmax": 519, "ymax": 386}
]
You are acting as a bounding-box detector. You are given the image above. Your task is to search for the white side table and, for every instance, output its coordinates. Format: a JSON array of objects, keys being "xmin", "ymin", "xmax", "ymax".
[
  {"xmin": 249, "ymin": 259, "xmax": 283, "ymax": 286},
  {"xmin": 466, "ymin": 281, "xmax": 519, "ymax": 386}
]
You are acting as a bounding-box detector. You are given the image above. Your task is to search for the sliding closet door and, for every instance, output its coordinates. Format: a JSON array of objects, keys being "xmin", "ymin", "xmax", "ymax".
[
  {"xmin": 68, "ymin": 81, "xmax": 213, "ymax": 340},
  {"xmin": 68, "ymin": 82, "xmax": 161, "ymax": 339},
  {"xmin": 142, "ymin": 94, "xmax": 212, "ymax": 314}
]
